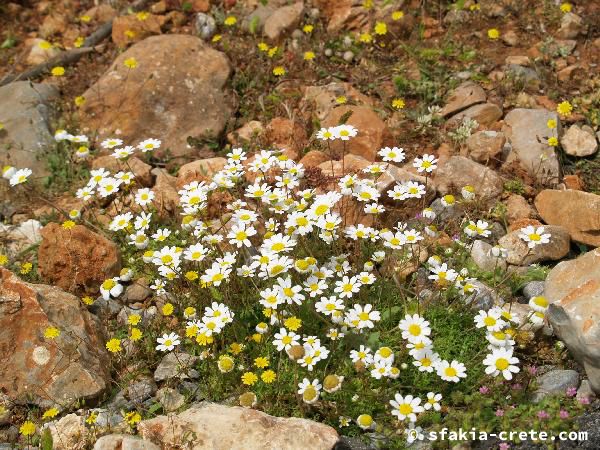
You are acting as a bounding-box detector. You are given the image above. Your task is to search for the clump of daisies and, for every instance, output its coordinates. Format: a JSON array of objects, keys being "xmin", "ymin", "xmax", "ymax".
[{"xmin": 41, "ymin": 123, "xmax": 566, "ymax": 446}]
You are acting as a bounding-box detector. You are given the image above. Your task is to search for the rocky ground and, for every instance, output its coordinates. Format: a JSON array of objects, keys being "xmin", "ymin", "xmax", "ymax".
[{"xmin": 1, "ymin": 0, "xmax": 600, "ymax": 449}]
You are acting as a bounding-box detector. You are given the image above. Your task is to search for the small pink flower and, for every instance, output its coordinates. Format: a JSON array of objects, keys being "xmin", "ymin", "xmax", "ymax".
[
  {"xmin": 566, "ymin": 387, "xmax": 577, "ymax": 397},
  {"xmin": 579, "ymin": 396, "xmax": 590, "ymax": 405},
  {"xmin": 512, "ymin": 383, "xmax": 522, "ymax": 390},
  {"xmin": 499, "ymin": 443, "xmax": 510, "ymax": 450},
  {"xmin": 537, "ymin": 410, "xmax": 550, "ymax": 420},
  {"xmin": 479, "ymin": 386, "xmax": 490, "ymax": 394},
  {"xmin": 527, "ymin": 365, "xmax": 538, "ymax": 375},
  {"xmin": 495, "ymin": 409, "xmax": 504, "ymax": 417},
  {"xmin": 559, "ymin": 410, "xmax": 569, "ymax": 419}
]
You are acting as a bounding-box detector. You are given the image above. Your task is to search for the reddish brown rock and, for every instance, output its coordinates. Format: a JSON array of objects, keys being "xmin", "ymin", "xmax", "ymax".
[
  {"xmin": 38, "ymin": 224, "xmax": 122, "ymax": 293},
  {"xmin": 0, "ymin": 269, "xmax": 110, "ymax": 407},
  {"xmin": 299, "ymin": 150, "xmax": 330, "ymax": 168},
  {"xmin": 111, "ymin": 14, "xmax": 166, "ymax": 48},
  {"xmin": 505, "ymin": 194, "xmax": 536, "ymax": 224},
  {"xmin": 534, "ymin": 189, "xmax": 600, "ymax": 247},
  {"xmin": 266, "ymin": 118, "xmax": 308, "ymax": 154},
  {"xmin": 447, "ymin": 103, "xmax": 503, "ymax": 128},
  {"xmin": 322, "ymin": 106, "xmax": 392, "ymax": 161},
  {"xmin": 314, "ymin": 0, "xmax": 368, "ymax": 32},
  {"xmin": 80, "ymin": 35, "xmax": 233, "ymax": 163},
  {"xmin": 263, "ymin": 2, "xmax": 304, "ymax": 40},
  {"xmin": 563, "ymin": 174, "xmax": 584, "ymax": 191}
]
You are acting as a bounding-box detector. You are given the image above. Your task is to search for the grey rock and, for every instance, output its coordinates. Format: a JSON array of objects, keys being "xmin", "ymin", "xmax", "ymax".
[
  {"xmin": 498, "ymin": 225, "xmax": 570, "ymax": 265},
  {"xmin": 0, "ymin": 219, "xmax": 43, "ymax": 254},
  {"xmin": 126, "ymin": 378, "xmax": 157, "ymax": 404},
  {"xmin": 443, "ymin": 9, "xmax": 469, "ymax": 25},
  {"xmin": 156, "ymin": 387, "xmax": 186, "ymax": 412},
  {"xmin": 243, "ymin": 5, "xmax": 274, "ymax": 33},
  {"xmin": 154, "ymin": 352, "xmax": 199, "ymax": 382},
  {"xmin": 506, "ymin": 64, "xmax": 540, "ymax": 91},
  {"xmin": 533, "ymin": 369, "xmax": 580, "ymax": 402},
  {"xmin": 523, "ymin": 281, "xmax": 545, "ymax": 299},
  {"xmin": 465, "ymin": 280, "xmax": 505, "ymax": 311},
  {"xmin": 122, "ymin": 279, "xmax": 152, "ymax": 304},
  {"xmin": 470, "ymin": 240, "xmax": 507, "ymax": 272},
  {"xmin": 503, "ymin": 108, "xmax": 561, "ymax": 186},
  {"xmin": 577, "ymin": 380, "xmax": 597, "ymax": 403},
  {"xmin": 0, "ymin": 81, "xmax": 58, "ymax": 177},
  {"xmin": 194, "ymin": 13, "xmax": 216, "ymax": 40}
]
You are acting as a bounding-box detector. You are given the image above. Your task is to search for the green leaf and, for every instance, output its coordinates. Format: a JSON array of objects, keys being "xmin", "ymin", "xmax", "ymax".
[
  {"xmin": 40, "ymin": 427, "xmax": 53, "ymax": 450},
  {"xmin": 367, "ymin": 331, "xmax": 380, "ymax": 347},
  {"xmin": 1, "ymin": 37, "xmax": 17, "ymax": 49},
  {"xmin": 249, "ymin": 16, "xmax": 260, "ymax": 35}
]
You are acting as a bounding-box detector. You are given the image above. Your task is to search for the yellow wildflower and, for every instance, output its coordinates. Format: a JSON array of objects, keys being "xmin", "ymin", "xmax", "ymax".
[
  {"xmin": 254, "ymin": 356, "xmax": 269, "ymax": 368},
  {"xmin": 106, "ymin": 338, "xmax": 122, "ymax": 353},
  {"xmin": 124, "ymin": 57, "xmax": 138, "ymax": 69},
  {"xmin": 62, "ymin": 220, "xmax": 75, "ymax": 230},
  {"xmin": 42, "ymin": 408, "xmax": 59, "ymax": 420},
  {"xmin": 130, "ymin": 327, "xmax": 143, "ymax": 341},
  {"xmin": 44, "ymin": 326, "xmax": 60, "ymax": 339},
  {"xmin": 261, "ymin": 370, "xmax": 276, "ymax": 383},
  {"xmin": 392, "ymin": 11, "xmax": 404, "ymax": 20},
  {"xmin": 224, "ymin": 16, "xmax": 237, "ymax": 26},
  {"xmin": 51, "ymin": 66, "xmax": 65, "ymax": 77},
  {"xmin": 241, "ymin": 371, "xmax": 258, "ymax": 385},
  {"xmin": 392, "ymin": 98, "xmax": 405, "ymax": 110},
  {"xmin": 162, "ymin": 303, "xmax": 174, "ymax": 316},
  {"xmin": 273, "ymin": 66, "xmax": 286, "ymax": 76},
  {"xmin": 374, "ymin": 22, "xmax": 388, "ymax": 36},
  {"xmin": 284, "ymin": 316, "xmax": 302, "ymax": 331},
  {"xmin": 303, "ymin": 24, "xmax": 314, "ymax": 34},
  {"xmin": 557, "ymin": 100, "xmax": 573, "ymax": 116},
  {"xmin": 487, "ymin": 28, "xmax": 500, "ymax": 40},
  {"xmin": 303, "ymin": 51, "xmax": 316, "ymax": 61},
  {"xmin": 19, "ymin": 421, "xmax": 36, "ymax": 436}
]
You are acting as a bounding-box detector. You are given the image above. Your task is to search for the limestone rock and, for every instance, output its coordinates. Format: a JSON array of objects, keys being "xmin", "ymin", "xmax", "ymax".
[
  {"xmin": 25, "ymin": 38, "xmax": 62, "ymax": 65},
  {"xmin": 470, "ymin": 240, "xmax": 507, "ymax": 272},
  {"xmin": 533, "ymin": 370, "xmax": 580, "ymax": 402},
  {"xmin": 447, "ymin": 103, "xmax": 503, "ymax": 128},
  {"xmin": 264, "ymin": 2, "xmax": 304, "ymax": 40},
  {"xmin": 546, "ymin": 248, "xmax": 600, "ymax": 393},
  {"xmin": 154, "ymin": 352, "xmax": 199, "ymax": 381},
  {"xmin": 0, "ymin": 81, "xmax": 58, "ymax": 176},
  {"xmin": 93, "ymin": 434, "xmax": 161, "ymax": 450},
  {"xmin": 440, "ymin": 81, "xmax": 487, "ymax": 117},
  {"xmin": 534, "ymin": 190, "xmax": 600, "ymax": 247},
  {"xmin": 561, "ymin": 125, "xmax": 598, "ymax": 157},
  {"xmin": 0, "ymin": 269, "xmax": 110, "ymax": 407},
  {"xmin": 503, "ymin": 109, "xmax": 561, "ymax": 186},
  {"xmin": 557, "ymin": 12, "xmax": 586, "ymax": 39},
  {"xmin": 38, "ymin": 223, "xmax": 122, "ymax": 293},
  {"xmin": 498, "ymin": 225, "xmax": 570, "ymax": 265},
  {"xmin": 433, "ymin": 156, "xmax": 504, "ymax": 201},
  {"xmin": 80, "ymin": 35, "xmax": 234, "ymax": 163},
  {"xmin": 466, "ymin": 130, "xmax": 506, "ymax": 164},
  {"xmin": 138, "ymin": 402, "xmax": 339, "ymax": 450}
]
